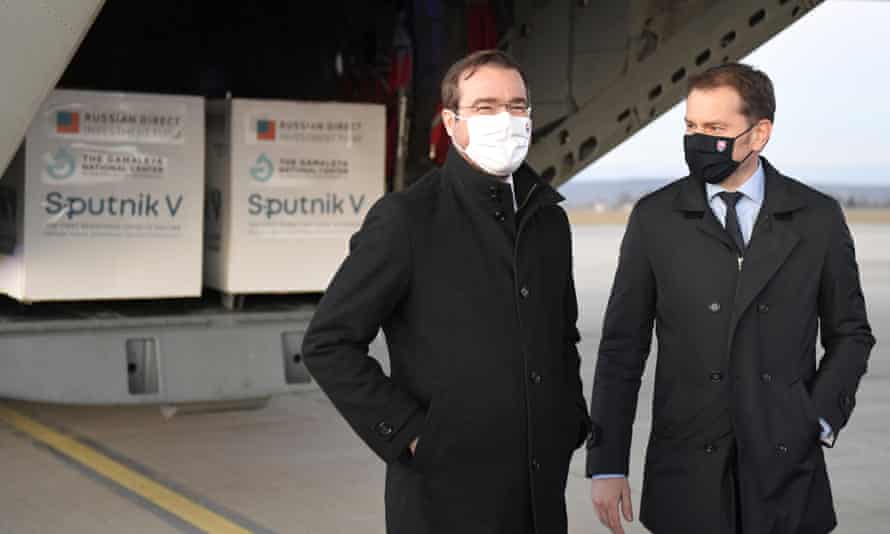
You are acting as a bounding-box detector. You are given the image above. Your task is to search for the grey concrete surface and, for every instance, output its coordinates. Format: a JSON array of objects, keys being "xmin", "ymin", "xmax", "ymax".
[
  {"xmin": 0, "ymin": 424, "xmax": 176, "ymax": 533},
  {"xmin": 0, "ymin": 223, "xmax": 886, "ymax": 533}
]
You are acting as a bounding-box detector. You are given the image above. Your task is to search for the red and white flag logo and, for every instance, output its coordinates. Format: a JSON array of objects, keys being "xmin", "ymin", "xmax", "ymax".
[{"xmin": 716, "ymin": 140, "xmax": 728, "ymax": 152}]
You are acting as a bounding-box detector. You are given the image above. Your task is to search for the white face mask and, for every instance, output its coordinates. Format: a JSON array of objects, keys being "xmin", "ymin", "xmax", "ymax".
[{"xmin": 448, "ymin": 111, "xmax": 532, "ymax": 176}]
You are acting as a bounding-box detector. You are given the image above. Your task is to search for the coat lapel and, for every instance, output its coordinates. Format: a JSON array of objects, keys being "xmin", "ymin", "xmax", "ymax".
[
  {"xmin": 514, "ymin": 163, "xmax": 563, "ymax": 234},
  {"xmin": 672, "ymin": 174, "xmax": 737, "ymax": 253},
  {"xmin": 726, "ymin": 159, "xmax": 806, "ymax": 348}
]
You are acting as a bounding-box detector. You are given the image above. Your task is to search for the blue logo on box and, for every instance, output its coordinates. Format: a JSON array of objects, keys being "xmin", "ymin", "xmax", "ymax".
[
  {"xmin": 250, "ymin": 153, "xmax": 274, "ymax": 182},
  {"xmin": 45, "ymin": 147, "xmax": 76, "ymax": 180}
]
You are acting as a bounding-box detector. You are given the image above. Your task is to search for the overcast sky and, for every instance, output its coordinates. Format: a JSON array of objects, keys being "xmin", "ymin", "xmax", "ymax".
[{"xmin": 573, "ymin": 0, "xmax": 890, "ymax": 185}]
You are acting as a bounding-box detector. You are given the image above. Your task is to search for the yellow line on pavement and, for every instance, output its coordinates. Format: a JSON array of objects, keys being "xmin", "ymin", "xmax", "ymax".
[{"xmin": 0, "ymin": 404, "xmax": 253, "ymax": 534}]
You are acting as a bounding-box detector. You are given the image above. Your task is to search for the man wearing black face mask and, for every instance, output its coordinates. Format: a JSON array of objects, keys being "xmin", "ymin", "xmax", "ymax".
[{"xmin": 587, "ymin": 63, "xmax": 874, "ymax": 534}]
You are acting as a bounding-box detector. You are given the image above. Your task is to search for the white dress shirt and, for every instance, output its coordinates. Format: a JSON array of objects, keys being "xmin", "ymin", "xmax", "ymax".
[{"xmin": 504, "ymin": 175, "xmax": 518, "ymax": 211}]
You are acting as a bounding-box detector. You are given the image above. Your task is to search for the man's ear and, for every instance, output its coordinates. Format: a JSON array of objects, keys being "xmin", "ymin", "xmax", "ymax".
[
  {"xmin": 754, "ymin": 119, "xmax": 772, "ymax": 151},
  {"xmin": 442, "ymin": 108, "xmax": 456, "ymax": 137}
]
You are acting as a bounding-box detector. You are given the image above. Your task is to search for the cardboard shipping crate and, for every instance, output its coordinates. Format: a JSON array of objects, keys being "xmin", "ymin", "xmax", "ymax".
[
  {"xmin": 204, "ymin": 99, "xmax": 384, "ymax": 294},
  {"xmin": 0, "ymin": 90, "xmax": 205, "ymax": 302}
]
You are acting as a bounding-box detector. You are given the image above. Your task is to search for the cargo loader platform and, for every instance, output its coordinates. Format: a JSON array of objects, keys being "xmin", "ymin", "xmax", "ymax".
[{"xmin": 0, "ymin": 292, "xmax": 318, "ymax": 405}]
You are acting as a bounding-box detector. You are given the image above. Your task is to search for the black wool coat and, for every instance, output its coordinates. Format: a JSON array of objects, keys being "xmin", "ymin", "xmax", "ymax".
[
  {"xmin": 302, "ymin": 149, "xmax": 591, "ymax": 534},
  {"xmin": 586, "ymin": 158, "xmax": 875, "ymax": 534}
]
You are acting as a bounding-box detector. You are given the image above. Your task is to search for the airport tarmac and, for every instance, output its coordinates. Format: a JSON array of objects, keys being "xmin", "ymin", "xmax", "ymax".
[{"xmin": 1, "ymin": 223, "xmax": 887, "ymax": 533}]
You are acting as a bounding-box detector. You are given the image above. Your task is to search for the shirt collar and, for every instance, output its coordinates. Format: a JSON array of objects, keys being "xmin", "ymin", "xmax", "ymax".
[
  {"xmin": 706, "ymin": 158, "xmax": 765, "ymax": 205},
  {"xmin": 504, "ymin": 175, "xmax": 517, "ymax": 210}
]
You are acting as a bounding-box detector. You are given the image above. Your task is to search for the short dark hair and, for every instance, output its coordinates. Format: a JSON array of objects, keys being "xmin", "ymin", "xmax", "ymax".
[
  {"xmin": 688, "ymin": 62, "xmax": 775, "ymax": 124},
  {"xmin": 440, "ymin": 49, "xmax": 530, "ymax": 110}
]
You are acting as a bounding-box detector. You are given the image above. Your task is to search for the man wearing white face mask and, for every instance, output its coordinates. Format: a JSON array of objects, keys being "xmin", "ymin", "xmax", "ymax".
[{"xmin": 302, "ymin": 49, "xmax": 590, "ymax": 534}]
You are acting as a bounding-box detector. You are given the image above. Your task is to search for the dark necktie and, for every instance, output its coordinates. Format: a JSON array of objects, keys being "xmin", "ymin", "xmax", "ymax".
[{"xmin": 717, "ymin": 191, "xmax": 746, "ymax": 255}]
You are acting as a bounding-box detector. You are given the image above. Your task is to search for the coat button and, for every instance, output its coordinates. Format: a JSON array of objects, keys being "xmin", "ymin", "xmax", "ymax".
[
  {"xmin": 760, "ymin": 373, "xmax": 772, "ymax": 383},
  {"xmin": 520, "ymin": 287, "xmax": 530, "ymax": 298},
  {"xmin": 710, "ymin": 371, "xmax": 724, "ymax": 383},
  {"xmin": 776, "ymin": 443, "xmax": 788, "ymax": 455},
  {"xmin": 529, "ymin": 371, "xmax": 542, "ymax": 384},
  {"xmin": 494, "ymin": 210, "xmax": 506, "ymax": 222},
  {"xmin": 704, "ymin": 443, "xmax": 717, "ymax": 454},
  {"xmin": 531, "ymin": 459, "xmax": 541, "ymax": 471},
  {"xmin": 375, "ymin": 421, "xmax": 394, "ymax": 438},
  {"xmin": 758, "ymin": 304, "xmax": 770, "ymax": 313},
  {"xmin": 709, "ymin": 302, "xmax": 721, "ymax": 313}
]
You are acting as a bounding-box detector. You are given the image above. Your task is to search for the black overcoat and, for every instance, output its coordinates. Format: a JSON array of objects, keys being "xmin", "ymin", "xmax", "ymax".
[
  {"xmin": 303, "ymin": 149, "xmax": 591, "ymax": 534},
  {"xmin": 586, "ymin": 158, "xmax": 875, "ymax": 534}
]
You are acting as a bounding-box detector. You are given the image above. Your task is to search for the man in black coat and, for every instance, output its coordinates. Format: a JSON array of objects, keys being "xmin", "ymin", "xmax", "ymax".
[
  {"xmin": 302, "ymin": 49, "xmax": 590, "ymax": 534},
  {"xmin": 588, "ymin": 63, "xmax": 875, "ymax": 534}
]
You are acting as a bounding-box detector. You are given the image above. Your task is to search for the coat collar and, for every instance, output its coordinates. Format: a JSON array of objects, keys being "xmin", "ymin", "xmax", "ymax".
[
  {"xmin": 442, "ymin": 148, "xmax": 563, "ymax": 214},
  {"xmin": 672, "ymin": 157, "xmax": 806, "ymax": 216}
]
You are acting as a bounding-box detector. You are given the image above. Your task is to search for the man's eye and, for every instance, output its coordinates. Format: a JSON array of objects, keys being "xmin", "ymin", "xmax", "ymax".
[{"xmin": 475, "ymin": 105, "xmax": 495, "ymax": 114}]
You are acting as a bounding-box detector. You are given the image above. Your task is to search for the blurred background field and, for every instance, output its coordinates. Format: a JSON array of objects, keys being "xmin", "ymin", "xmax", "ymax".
[{"xmin": 566, "ymin": 207, "xmax": 890, "ymax": 226}]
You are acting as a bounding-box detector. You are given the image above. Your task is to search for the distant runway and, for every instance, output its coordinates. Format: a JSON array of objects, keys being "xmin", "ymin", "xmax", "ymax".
[{"xmin": 0, "ymin": 223, "xmax": 886, "ymax": 533}]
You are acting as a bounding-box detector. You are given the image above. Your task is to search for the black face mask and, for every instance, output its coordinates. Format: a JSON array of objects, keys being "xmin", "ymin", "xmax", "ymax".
[{"xmin": 683, "ymin": 125, "xmax": 755, "ymax": 184}]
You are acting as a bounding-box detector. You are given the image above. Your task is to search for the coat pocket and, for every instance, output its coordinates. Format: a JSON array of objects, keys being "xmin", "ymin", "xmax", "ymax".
[
  {"xmin": 789, "ymin": 379, "xmax": 822, "ymax": 450},
  {"xmin": 792, "ymin": 379, "xmax": 820, "ymax": 429},
  {"xmin": 410, "ymin": 391, "xmax": 447, "ymax": 474}
]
